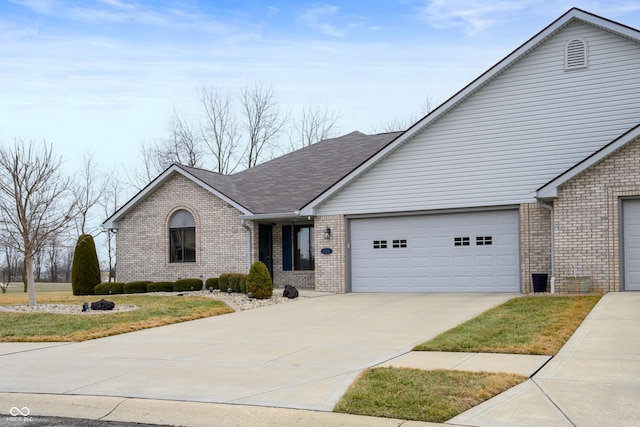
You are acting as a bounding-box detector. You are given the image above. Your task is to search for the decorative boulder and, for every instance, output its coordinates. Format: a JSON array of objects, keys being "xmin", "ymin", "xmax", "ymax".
[
  {"xmin": 90, "ymin": 299, "xmax": 115, "ymax": 310},
  {"xmin": 283, "ymin": 284, "xmax": 299, "ymax": 299}
]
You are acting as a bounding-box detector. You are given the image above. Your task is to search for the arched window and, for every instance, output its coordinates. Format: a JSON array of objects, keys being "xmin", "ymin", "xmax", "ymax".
[{"xmin": 169, "ymin": 210, "xmax": 196, "ymax": 263}]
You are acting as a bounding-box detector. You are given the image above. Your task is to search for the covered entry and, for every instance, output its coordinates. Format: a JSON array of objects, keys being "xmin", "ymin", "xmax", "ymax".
[{"xmin": 349, "ymin": 210, "xmax": 520, "ymax": 292}]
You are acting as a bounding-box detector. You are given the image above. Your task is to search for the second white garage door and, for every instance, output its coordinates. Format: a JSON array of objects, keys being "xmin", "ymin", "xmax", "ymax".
[{"xmin": 350, "ymin": 210, "xmax": 520, "ymax": 292}]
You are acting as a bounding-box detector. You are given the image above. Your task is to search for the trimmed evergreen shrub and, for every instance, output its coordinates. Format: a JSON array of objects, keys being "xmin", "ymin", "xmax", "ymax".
[
  {"xmin": 71, "ymin": 234, "xmax": 101, "ymax": 296},
  {"xmin": 205, "ymin": 277, "xmax": 219, "ymax": 290},
  {"xmin": 94, "ymin": 282, "xmax": 125, "ymax": 295},
  {"xmin": 147, "ymin": 281, "xmax": 175, "ymax": 293},
  {"xmin": 124, "ymin": 281, "xmax": 150, "ymax": 294},
  {"xmin": 246, "ymin": 261, "xmax": 273, "ymax": 299},
  {"xmin": 173, "ymin": 278, "xmax": 203, "ymax": 292},
  {"xmin": 218, "ymin": 273, "xmax": 247, "ymax": 293}
]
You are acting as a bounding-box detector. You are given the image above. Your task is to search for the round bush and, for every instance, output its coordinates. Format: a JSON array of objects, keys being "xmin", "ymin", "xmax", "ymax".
[
  {"xmin": 205, "ymin": 277, "xmax": 219, "ymax": 290},
  {"xmin": 173, "ymin": 278, "xmax": 203, "ymax": 292},
  {"xmin": 124, "ymin": 281, "xmax": 150, "ymax": 294},
  {"xmin": 147, "ymin": 281, "xmax": 175, "ymax": 293},
  {"xmin": 94, "ymin": 282, "xmax": 125, "ymax": 295},
  {"xmin": 71, "ymin": 234, "xmax": 101, "ymax": 295},
  {"xmin": 246, "ymin": 261, "xmax": 273, "ymax": 299}
]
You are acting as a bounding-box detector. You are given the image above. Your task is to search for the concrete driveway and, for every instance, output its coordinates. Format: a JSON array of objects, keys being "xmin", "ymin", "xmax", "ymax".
[{"xmin": 0, "ymin": 292, "xmax": 515, "ymax": 412}]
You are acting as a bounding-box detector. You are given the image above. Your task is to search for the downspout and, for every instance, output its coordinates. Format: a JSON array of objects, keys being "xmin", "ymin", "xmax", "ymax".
[
  {"xmin": 241, "ymin": 219, "xmax": 252, "ymax": 271},
  {"xmin": 538, "ymin": 201, "xmax": 556, "ymax": 293}
]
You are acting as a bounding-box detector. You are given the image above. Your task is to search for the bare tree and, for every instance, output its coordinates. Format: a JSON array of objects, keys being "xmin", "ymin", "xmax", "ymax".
[
  {"xmin": 165, "ymin": 108, "xmax": 203, "ymax": 167},
  {"xmin": 0, "ymin": 140, "xmax": 77, "ymax": 306},
  {"xmin": 199, "ymin": 86, "xmax": 241, "ymax": 174},
  {"xmin": 375, "ymin": 97, "xmax": 435, "ymax": 133},
  {"xmin": 46, "ymin": 236, "xmax": 60, "ymax": 282},
  {"xmin": 288, "ymin": 104, "xmax": 341, "ymax": 151},
  {"xmin": 100, "ymin": 173, "xmax": 123, "ymax": 282},
  {"xmin": 74, "ymin": 153, "xmax": 108, "ymax": 235},
  {"xmin": 239, "ymin": 82, "xmax": 286, "ymax": 168}
]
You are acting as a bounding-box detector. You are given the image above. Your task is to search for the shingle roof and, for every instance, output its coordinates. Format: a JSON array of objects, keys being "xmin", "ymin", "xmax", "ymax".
[{"xmin": 178, "ymin": 131, "xmax": 402, "ymax": 214}]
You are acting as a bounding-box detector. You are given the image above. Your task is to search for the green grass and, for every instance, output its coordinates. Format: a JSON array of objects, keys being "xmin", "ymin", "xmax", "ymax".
[
  {"xmin": 336, "ymin": 295, "xmax": 602, "ymax": 423},
  {"xmin": 414, "ymin": 295, "xmax": 601, "ymax": 355},
  {"xmin": 334, "ymin": 368, "xmax": 526, "ymax": 423},
  {"xmin": 0, "ymin": 292, "xmax": 234, "ymax": 342}
]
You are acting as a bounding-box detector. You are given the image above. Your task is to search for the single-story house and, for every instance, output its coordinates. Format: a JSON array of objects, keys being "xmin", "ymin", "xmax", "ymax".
[{"xmin": 103, "ymin": 8, "xmax": 640, "ymax": 294}]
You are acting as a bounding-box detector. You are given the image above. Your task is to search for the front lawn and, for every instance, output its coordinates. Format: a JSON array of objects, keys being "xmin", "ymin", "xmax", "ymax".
[
  {"xmin": 0, "ymin": 292, "xmax": 234, "ymax": 342},
  {"xmin": 335, "ymin": 295, "xmax": 602, "ymax": 423},
  {"xmin": 334, "ymin": 368, "xmax": 526, "ymax": 423},
  {"xmin": 414, "ymin": 295, "xmax": 601, "ymax": 355}
]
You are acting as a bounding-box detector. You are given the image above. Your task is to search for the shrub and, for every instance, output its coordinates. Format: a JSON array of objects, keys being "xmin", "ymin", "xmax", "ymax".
[
  {"xmin": 71, "ymin": 234, "xmax": 101, "ymax": 296},
  {"xmin": 205, "ymin": 277, "xmax": 219, "ymax": 290},
  {"xmin": 219, "ymin": 273, "xmax": 247, "ymax": 293},
  {"xmin": 173, "ymin": 278, "xmax": 203, "ymax": 292},
  {"xmin": 246, "ymin": 261, "xmax": 273, "ymax": 299},
  {"xmin": 94, "ymin": 282, "xmax": 125, "ymax": 295},
  {"xmin": 124, "ymin": 281, "xmax": 150, "ymax": 294},
  {"xmin": 147, "ymin": 281, "xmax": 175, "ymax": 293}
]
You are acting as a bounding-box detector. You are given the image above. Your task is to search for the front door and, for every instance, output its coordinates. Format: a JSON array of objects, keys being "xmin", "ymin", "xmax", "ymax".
[{"xmin": 259, "ymin": 224, "xmax": 273, "ymax": 278}]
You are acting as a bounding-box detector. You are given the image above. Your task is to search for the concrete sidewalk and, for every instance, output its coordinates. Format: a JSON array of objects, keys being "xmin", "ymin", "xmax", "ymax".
[{"xmin": 450, "ymin": 292, "xmax": 640, "ymax": 427}]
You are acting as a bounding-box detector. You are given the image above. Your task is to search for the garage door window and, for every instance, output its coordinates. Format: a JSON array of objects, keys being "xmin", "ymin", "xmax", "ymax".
[
  {"xmin": 454, "ymin": 237, "xmax": 470, "ymax": 246},
  {"xmin": 476, "ymin": 236, "xmax": 493, "ymax": 246}
]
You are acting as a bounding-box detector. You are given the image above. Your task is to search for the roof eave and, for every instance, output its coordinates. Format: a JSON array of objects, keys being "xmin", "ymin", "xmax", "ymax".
[
  {"xmin": 537, "ymin": 124, "xmax": 640, "ymax": 199},
  {"xmin": 302, "ymin": 9, "xmax": 640, "ymax": 214},
  {"xmin": 101, "ymin": 164, "xmax": 252, "ymax": 229}
]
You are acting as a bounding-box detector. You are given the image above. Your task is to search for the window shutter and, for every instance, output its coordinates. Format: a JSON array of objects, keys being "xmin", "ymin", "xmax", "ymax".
[{"xmin": 282, "ymin": 225, "xmax": 292, "ymax": 271}]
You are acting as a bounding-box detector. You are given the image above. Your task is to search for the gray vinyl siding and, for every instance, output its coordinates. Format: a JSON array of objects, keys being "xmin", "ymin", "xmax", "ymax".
[{"xmin": 318, "ymin": 22, "xmax": 640, "ymax": 216}]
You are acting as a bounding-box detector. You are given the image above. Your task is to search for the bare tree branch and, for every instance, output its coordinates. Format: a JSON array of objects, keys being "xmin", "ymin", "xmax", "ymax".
[
  {"xmin": 374, "ymin": 96, "xmax": 435, "ymax": 133},
  {"xmin": 74, "ymin": 152, "xmax": 108, "ymax": 235},
  {"xmin": 288, "ymin": 104, "xmax": 341, "ymax": 151},
  {"xmin": 199, "ymin": 86, "xmax": 241, "ymax": 174},
  {"xmin": 238, "ymin": 82, "xmax": 286, "ymax": 168},
  {"xmin": 0, "ymin": 139, "xmax": 78, "ymax": 306}
]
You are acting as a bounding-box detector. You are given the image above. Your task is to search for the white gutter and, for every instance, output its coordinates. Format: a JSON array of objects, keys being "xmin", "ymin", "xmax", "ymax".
[
  {"xmin": 241, "ymin": 219, "xmax": 252, "ymax": 271},
  {"xmin": 538, "ymin": 201, "xmax": 556, "ymax": 293}
]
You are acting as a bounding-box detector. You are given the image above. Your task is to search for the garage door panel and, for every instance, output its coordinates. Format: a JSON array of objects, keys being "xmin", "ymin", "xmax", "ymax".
[{"xmin": 351, "ymin": 210, "xmax": 520, "ymax": 292}]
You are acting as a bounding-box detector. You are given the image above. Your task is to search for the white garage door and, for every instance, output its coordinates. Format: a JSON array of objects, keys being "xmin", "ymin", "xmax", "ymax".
[
  {"xmin": 350, "ymin": 210, "xmax": 520, "ymax": 292},
  {"xmin": 623, "ymin": 199, "xmax": 640, "ymax": 291}
]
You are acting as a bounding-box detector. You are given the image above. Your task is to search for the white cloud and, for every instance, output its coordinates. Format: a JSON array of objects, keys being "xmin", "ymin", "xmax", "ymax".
[
  {"xmin": 417, "ymin": 0, "xmax": 531, "ymax": 35},
  {"xmin": 300, "ymin": 5, "xmax": 363, "ymax": 37}
]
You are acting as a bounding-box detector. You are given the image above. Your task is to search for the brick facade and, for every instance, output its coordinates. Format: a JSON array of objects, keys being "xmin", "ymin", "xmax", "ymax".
[
  {"xmin": 552, "ymin": 137, "xmax": 640, "ymax": 293},
  {"xmin": 314, "ymin": 215, "xmax": 347, "ymax": 293},
  {"xmin": 520, "ymin": 203, "xmax": 553, "ymax": 293},
  {"xmin": 116, "ymin": 174, "xmax": 248, "ymax": 283}
]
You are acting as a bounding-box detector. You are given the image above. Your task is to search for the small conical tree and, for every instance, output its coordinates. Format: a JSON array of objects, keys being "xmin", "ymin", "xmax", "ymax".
[
  {"xmin": 71, "ymin": 234, "xmax": 100, "ymax": 295},
  {"xmin": 246, "ymin": 261, "xmax": 273, "ymax": 299}
]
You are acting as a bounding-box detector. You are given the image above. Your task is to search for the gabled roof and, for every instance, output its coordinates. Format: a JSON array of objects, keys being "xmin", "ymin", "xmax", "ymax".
[
  {"xmin": 299, "ymin": 8, "xmax": 640, "ymax": 215},
  {"xmin": 537, "ymin": 123, "xmax": 640, "ymax": 198},
  {"xmin": 102, "ymin": 131, "xmax": 401, "ymax": 228}
]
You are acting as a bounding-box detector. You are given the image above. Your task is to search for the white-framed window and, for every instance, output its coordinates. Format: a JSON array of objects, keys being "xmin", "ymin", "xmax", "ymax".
[{"xmin": 169, "ymin": 210, "xmax": 196, "ymax": 263}]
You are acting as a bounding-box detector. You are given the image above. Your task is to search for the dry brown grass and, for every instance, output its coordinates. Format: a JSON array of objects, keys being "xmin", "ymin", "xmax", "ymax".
[{"xmin": 0, "ymin": 292, "xmax": 234, "ymax": 342}]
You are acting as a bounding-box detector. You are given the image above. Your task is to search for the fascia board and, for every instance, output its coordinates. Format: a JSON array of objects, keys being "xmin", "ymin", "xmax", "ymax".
[
  {"xmin": 300, "ymin": 9, "xmax": 601, "ymax": 216},
  {"xmin": 537, "ymin": 125, "xmax": 640, "ymax": 199},
  {"xmin": 102, "ymin": 164, "xmax": 252, "ymax": 229}
]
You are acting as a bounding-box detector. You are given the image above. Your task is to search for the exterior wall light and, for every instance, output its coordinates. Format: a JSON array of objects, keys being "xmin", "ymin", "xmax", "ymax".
[{"xmin": 324, "ymin": 227, "xmax": 331, "ymax": 239}]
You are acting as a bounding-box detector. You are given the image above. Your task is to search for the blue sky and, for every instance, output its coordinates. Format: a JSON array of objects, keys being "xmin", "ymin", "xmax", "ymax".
[{"xmin": 2, "ymin": 0, "xmax": 640, "ymax": 174}]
